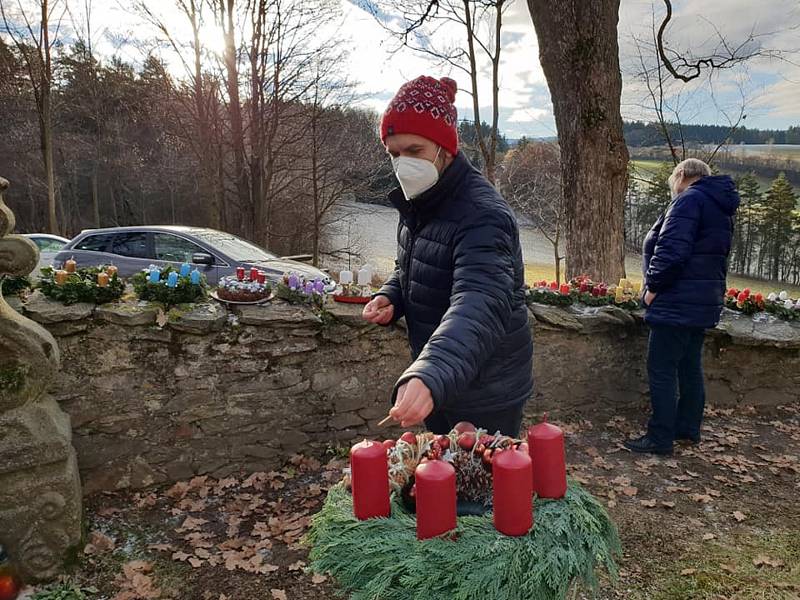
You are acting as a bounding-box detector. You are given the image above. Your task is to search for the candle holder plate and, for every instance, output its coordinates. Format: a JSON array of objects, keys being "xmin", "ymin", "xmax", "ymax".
[
  {"xmin": 210, "ymin": 291, "xmax": 276, "ymax": 306},
  {"xmin": 332, "ymin": 294, "xmax": 371, "ymax": 304},
  {"xmin": 400, "ymin": 482, "xmax": 492, "ymax": 516}
]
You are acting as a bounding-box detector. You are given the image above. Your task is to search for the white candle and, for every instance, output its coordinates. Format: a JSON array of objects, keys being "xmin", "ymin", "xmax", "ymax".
[
  {"xmin": 339, "ymin": 270, "xmax": 353, "ymax": 285},
  {"xmin": 357, "ymin": 268, "xmax": 370, "ymax": 286}
]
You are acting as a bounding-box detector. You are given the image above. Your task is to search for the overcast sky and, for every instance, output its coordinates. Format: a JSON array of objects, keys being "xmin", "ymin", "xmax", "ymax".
[{"xmin": 41, "ymin": 0, "xmax": 800, "ymax": 140}]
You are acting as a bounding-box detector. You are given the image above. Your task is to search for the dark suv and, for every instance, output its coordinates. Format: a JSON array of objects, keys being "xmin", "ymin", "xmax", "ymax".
[{"xmin": 53, "ymin": 226, "xmax": 334, "ymax": 289}]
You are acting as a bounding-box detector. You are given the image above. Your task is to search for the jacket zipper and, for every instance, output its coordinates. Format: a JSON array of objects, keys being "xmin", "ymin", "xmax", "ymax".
[{"xmin": 404, "ymin": 210, "xmax": 418, "ymax": 298}]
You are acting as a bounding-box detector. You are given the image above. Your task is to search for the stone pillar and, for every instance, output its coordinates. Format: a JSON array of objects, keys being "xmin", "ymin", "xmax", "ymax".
[{"xmin": 0, "ymin": 177, "xmax": 82, "ymax": 581}]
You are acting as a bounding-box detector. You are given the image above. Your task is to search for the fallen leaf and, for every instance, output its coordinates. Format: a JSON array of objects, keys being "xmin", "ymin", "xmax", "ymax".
[
  {"xmin": 188, "ymin": 557, "xmax": 204, "ymax": 568},
  {"xmin": 640, "ymin": 499, "xmax": 657, "ymax": 508},
  {"xmin": 166, "ymin": 481, "xmax": 191, "ymax": 499},
  {"xmin": 156, "ymin": 308, "xmax": 168, "ymax": 328},
  {"xmin": 732, "ymin": 511, "xmax": 747, "ymax": 522},
  {"xmin": 288, "ymin": 560, "xmax": 306, "ymax": 571},
  {"xmin": 720, "ymin": 563, "xmax": 736, "ymax": 573},
  {"xmin": 311, "ymin": 573, "xmax": 327, "ymax": 584},
  {"xmin": 172, "ymin": 551, "xmax": 190, "ymax": 562},
  {"xmin": 689, "ymin": 493, "xmax": 713, "ymax": 504},
  {"xmin": 621, "ymin": 486, "xmax": 639, "ymax": 497},
  {"xmin": 179, "ymin": 516, "xmax": 209, "ymax": 532},
  {"xmin": 661, "ymin": 501, "xmax": 676, "ymax": 509},
  {"xmin": 702, "ymin": 533, "xmax": 716, "ymax": 541},
  {"xmin": 84, "ymin": 531, "xmax": 115, "ymax": 555},
  {"xmin": 753, "ymin": 555, "xmax": 785, "ymax": 568},
  {"xmin": 680, "ymin": 568, "xmax": 697, "ymax": 576},
  {"xmin": 148, "ymin": 544, "xmax": 175, "ymax": 553},
  {"xmin": 271, "ymin": 590, "xmax": 287, "ymax": 600}
]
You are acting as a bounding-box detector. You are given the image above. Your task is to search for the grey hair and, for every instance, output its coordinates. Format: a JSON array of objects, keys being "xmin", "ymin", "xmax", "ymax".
[{"xmin": 673, "ymin": 158, "xmax": 711, "ymax": 180}]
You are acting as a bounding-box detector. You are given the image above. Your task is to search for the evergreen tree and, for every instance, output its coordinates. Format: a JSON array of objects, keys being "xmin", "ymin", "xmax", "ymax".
[
  {"xmin": 761, "ymin": 173, "xmax": 798, "ymax": 280},
  {"xmin": 732, "ymin": 173, "xmax": 762, "ymax": 274}
]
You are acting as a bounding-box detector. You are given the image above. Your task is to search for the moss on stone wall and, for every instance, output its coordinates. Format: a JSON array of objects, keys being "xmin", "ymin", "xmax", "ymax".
[{"xmin": 0, "ymin": 362, "xmax": 28, "ymax": 394}]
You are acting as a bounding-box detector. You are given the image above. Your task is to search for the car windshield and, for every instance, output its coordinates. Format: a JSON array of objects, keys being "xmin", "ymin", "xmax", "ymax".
[{"xmin": 190, "ymin": 230, "xmax": 277, "ymax": 262}]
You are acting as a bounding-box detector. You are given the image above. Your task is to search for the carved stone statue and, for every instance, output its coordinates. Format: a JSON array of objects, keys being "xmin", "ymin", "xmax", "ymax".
[{"xmin": 0, "ymin": 177, "xmax": 82, "ymax": 581}]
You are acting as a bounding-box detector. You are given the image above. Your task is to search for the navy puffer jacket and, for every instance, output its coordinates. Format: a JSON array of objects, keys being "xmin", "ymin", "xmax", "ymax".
[
  {"xmin": 643, "ymin": 175, "xmax": 740, "ymax": 329},
  {"xmin": 376, "ymin": 152, "xmax": 533, "ymax": 414}
]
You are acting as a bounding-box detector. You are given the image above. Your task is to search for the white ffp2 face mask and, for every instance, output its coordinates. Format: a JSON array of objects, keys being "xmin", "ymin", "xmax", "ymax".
[{"xmin": 391, "ymin": 146, "xmax": 441, "ymax": 200}]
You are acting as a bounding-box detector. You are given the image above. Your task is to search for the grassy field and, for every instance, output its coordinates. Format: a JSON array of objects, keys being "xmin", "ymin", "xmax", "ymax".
[{"xmin": 524, "ymin": 261, "xmax": 800, "ymax": 297}]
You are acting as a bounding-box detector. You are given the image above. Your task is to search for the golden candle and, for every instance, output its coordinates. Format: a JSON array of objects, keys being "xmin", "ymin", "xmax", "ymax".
[
  {"xmin": 65, "ymin": 258, "xmax": 77, "ymax": 273},
  {"xmin": 97, "ymin": 272, "xmax": 109, "ymax": 287},
  {"xmin": 55, "ymin": 270, "xmax": 69, "ymax": 285},
  {"xmin": 106, "ymin": 265, "xmax": 118, "ymax": 278}
]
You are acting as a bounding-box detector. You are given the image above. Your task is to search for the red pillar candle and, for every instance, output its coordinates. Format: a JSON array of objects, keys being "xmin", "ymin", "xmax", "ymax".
[
  {"xmin": 415, "ymin": 460, "xmax": 456, "ymax": 540},
  {"xmin": 527, "ymin": 413, "xmax": 567, "ymax": 499},
  {"xmin": 236, "ymin": 267, "xmax": 245, "ymax": 281},
  {"xmin": 249, "ymin": 267, "xmax": 259, "ymax": 282},
  {"xmin": 492, "ymin": 448, "xmax": 533, "ymax": 536},
  {"xmin": 559, "ymin": 283, "xmax": 571, "ymax": 295},
  {"xmin": 350, "ymin": 440, "xmax": 390, "ymax": 520}
]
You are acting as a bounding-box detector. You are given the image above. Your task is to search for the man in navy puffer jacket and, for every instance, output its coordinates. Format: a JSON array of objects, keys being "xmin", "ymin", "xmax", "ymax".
[
  {"xmin": 625, "ymin": 158, "xmax": 740, "ymax": 455},
  {"xmin": 362, "ymin": 76, "xmax": 533, "ymax": 436}
]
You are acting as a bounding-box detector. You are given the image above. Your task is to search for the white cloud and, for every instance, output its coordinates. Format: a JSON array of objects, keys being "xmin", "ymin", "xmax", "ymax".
[{"xmin": 59, "ymin": 0, "xmax": 800, "ymax": 136}]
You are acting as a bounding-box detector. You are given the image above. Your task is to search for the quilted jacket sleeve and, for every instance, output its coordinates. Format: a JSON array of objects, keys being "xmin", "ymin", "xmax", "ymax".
[
  {"xmin": 374, "ymin": 260, "xmax": 404, "ymax": 323},
  {"xmin": 392, "ymin": 209, "xmax": 515, "ymax": 409},
  {"xmin": 645, "ymin": 191, "xmax": 702, "ymax": 293}
]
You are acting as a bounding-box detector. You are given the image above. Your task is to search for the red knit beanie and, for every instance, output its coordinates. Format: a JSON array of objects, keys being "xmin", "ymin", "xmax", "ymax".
[{"xmin": 380, "ymin": 76, "xmax": 459, "ymax": 155}]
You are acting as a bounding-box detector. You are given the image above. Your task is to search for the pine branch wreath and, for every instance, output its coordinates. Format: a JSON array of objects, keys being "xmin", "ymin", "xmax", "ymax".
[{"xmin": 306, "ymin": 480, "xmax": 620, "ymax": 600}]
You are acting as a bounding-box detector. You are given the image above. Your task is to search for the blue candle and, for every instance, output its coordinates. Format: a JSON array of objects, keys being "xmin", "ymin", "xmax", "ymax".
[
  {"xmin": 167, "ymin": 271, "xmax": 178, "ymax": 288},
  {"xmin": 149, "ymin": 269, "xmax": 160, "ymax": 284},
  {"xmin": 180, "ymin": 262, "xmax": 191, "ymax": 277},
  {"xmin": 190, "ymin": 269, "xmax": 201, "ymax": 285}
]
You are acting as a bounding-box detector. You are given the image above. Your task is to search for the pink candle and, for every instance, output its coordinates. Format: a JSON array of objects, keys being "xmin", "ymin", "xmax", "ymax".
[
  {"xmin": 249, "ymin": 267, "xmax": 259, "ymax": 282},
  {"xmin": 493, "ymin": 448, "xmax": 533, "ymax": 536},
  {"xmin": 415, "ymin": 460, "xmax": 456, "ymax": 540},
  {"xmin": 350, "ymin": 440, "xmax": 390, "ymax": 520}
]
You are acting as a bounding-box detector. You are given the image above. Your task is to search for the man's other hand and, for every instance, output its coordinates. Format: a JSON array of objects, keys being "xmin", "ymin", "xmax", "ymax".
[
  {"xmin": 362, "ymin": 295, "xmax": 395, "ymax": 325},
  {"xmin": 390, "ymin": 378, "xmax": 434, "ymax": 428}
]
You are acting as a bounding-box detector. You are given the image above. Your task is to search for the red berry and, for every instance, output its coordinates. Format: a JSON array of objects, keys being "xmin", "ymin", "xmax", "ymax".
[
  {"xmin": 482, "ymin": 448, "xmax": 494, "ymax": 466},
  {"xmin": 409, "ymin": 484, "xmax": 417, "ymax": 498},
  {"xmin": 400, "ymin": 431, "xmax": 417, "ymax": 445},
  {"xmin": 457, "ymin": 432, "xmax": 476, "ymax": 451},
  {"xmin": 479, "ymin": 434, "xmax": 495, "ymax": 447},
  {"xmin": 453, "ymin": 421, "xmax": 476, "ymax": 434},
  {"xmin": 473, "ymin": 443, "xmax": 486, "ymax": 457},
  {"xmin": 437, "ymin": 435, "xmax": 451, "ymax": 450},
  {"xmin": 382, "ymin": 439, "xmax": 396, "ymax": 450},
  {"xmin": 518, "ymin": 442, "xmax": 529, "ymax": 454}
]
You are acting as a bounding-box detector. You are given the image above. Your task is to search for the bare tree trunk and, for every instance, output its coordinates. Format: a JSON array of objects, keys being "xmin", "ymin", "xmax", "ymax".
[
  {"xmin": 108, "ymin": 183, "xmax": 119, "ymax": 225},
  {"xmin": 27, "ymin": 181, "xmax": 36, "ymax": 230},
  {"xmin": 527, "ymin": 0, "xmax": 628, "ymax": 282},
  {"xmin": 91, "ymin": 165, "xmax": 100, "ymax": 227},
  {"xmin": 41, "ymin": 0, "xmax": 58, "ymax": 234},
  {"xmin": 220, "ymin": 0, "xmax": 250, "ymax": 236}
]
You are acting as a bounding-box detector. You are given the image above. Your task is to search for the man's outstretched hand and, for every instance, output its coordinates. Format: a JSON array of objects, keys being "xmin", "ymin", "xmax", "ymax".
[
  {"xmin": 390, "ymin": 377, "xmax": 434, "ymax": 427},
  {"xmin": 362, "ymin": 295, "xmax": 395, "ymax": 325}
]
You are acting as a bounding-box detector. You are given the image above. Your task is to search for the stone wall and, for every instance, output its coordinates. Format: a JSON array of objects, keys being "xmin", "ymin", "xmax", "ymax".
[{"xmin": 15, "ymin": 292, "xmax": 800, "ymax": 495}]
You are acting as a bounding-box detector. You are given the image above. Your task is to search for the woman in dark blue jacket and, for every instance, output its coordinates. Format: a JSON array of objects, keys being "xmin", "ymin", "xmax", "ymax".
[
  {"xmin": 625, "ymin": 159, "xmax": 740, "ymax": 455},
  {"xmin": 362, "ymin": 76, "xmax": 533, "ymax": 436}
]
